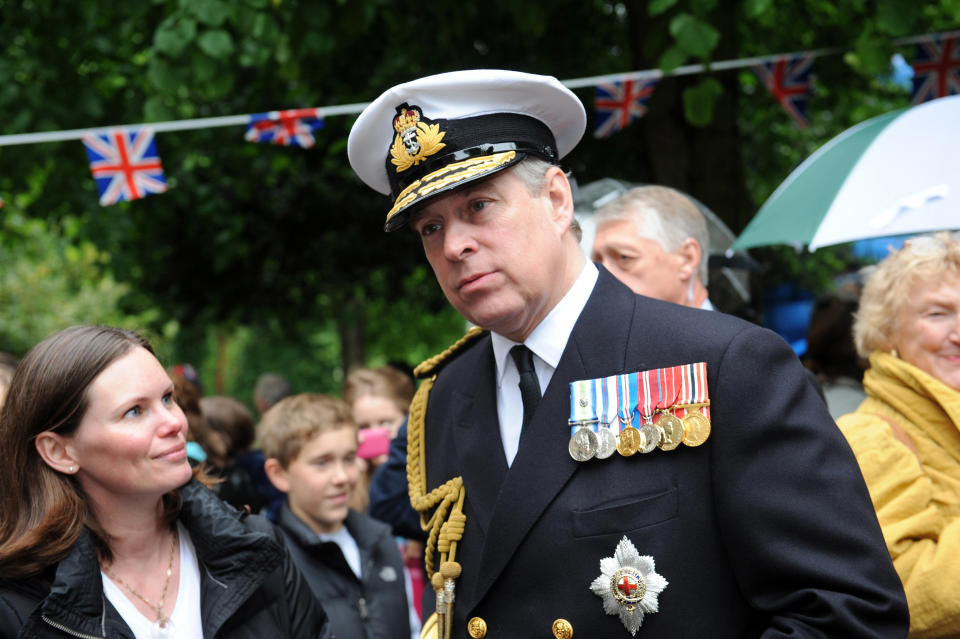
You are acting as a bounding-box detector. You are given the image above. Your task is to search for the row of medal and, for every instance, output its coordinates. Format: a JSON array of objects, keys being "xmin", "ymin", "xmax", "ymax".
[{"xmin": 567, "ymin": 363, "xmax": 711, "ymax": 462}]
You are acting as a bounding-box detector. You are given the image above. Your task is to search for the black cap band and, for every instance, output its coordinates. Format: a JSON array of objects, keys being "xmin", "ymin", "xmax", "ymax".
[{"xmin": 386, "ymin": 111, "xmax": 558, "ymax": 200}]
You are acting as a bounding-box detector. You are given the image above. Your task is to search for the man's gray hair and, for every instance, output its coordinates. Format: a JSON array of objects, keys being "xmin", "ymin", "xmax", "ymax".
[
  {"xmin": 510, "ymin": 157, "xmax": 582, "ymax": 243},
  {"xmin": 254, "ymin": 372, "xmax": 292, "ymax": 411},
  {"xmin": 593, "ymin": 185, "xmax": 710, "ymax": 285}
]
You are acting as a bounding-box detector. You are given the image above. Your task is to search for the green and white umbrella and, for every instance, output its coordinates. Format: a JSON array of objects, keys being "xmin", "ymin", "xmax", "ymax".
[{"xmin": 732, "ymin": 95, "xmax": 960, "ymax": 251}]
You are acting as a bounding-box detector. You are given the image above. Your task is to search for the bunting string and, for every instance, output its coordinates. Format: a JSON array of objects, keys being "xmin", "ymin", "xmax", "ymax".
[{"xmin": 0, "ymin": 30, "xmax": 957, "ymax": 205}]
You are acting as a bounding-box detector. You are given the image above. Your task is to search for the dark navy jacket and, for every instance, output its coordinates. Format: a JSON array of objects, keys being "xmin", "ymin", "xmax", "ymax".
[
  {"xmin": 419, "ymin": 266, "xmax": 908, "ymax": 637},
  {"xmin": 277, "ymin": 504, "xmax": 411, "ymax": 639},
  {"xmin": 0, "ymin": 480, "xmax": 327, "ymax": 639}
]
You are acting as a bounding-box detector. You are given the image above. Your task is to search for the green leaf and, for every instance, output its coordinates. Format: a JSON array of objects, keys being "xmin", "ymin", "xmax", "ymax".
[
  {"xmin": 669, "ymin": 12, "xmax": 720, "ymax": 59},
  {"xmin": 742, "ymin": 0, "xmax": 773, "ymax": 19},
  {"xmin": 147, "ymin": 57, "xmax": 181, "ymax": 93},
  {"xmin": 197, "ymin": 29, "xmax": 235, "ymax": 59},
  {"xmin": 153, "ymin": 17, "xmax": 197, "ymax": 57},
  {"xmin": 691, "ymin": 0, "xmax": 718, "ymax": 13},
  {"xmin": 853, "ymin": 29, "xmax": 891, "ymax": 75},
  {"xmin": 876, "ymin": 0, "xmax": 916, "ymax": 36},
  {"xmin": 683, "ymin": 77, "xmax": 723, "ymax": 126},
  {"xmin": 648, "ymin": 0, "xmax": 678, "ymax": 17},
  {"xmin": 658, "ymin": 44, "xmax": 688, "ymax": 73},
  {"xmin": 200, "ymin": 68, "xmax": 234, "ymax": 99},
  {"xmin": 184, "ymin": 0, "xmax": 230, "ymax": 26},
  {"xmin": 143, "ymin": 96, "xmax": 175, "ymax": 121}
]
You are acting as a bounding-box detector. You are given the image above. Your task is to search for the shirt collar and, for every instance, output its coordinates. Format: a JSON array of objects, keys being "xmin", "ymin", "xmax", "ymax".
[{"xmin": 491, "ymin": 261, "xmax": 598, "ymax": 383}]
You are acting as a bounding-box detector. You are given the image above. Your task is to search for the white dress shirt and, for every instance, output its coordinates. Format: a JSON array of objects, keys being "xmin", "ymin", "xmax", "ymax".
[{"xmin": 491, "ymin": 262, "xmax": 599, "ymax": 466}]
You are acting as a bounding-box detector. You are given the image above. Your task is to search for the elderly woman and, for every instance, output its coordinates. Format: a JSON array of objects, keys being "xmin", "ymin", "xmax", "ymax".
[
  {"xmin": 838, "ymin": 231, "xmax": 960, "ymax": 638},
  {"xmin": 0, "ymin": 326, "xmax": 326, "ymax": 639}
]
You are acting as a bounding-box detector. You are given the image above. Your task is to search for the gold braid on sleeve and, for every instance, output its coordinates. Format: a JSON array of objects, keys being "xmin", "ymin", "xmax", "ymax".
[{"xmin": 408, "ymin": 327, "xmax": 483, "ymax": 639}]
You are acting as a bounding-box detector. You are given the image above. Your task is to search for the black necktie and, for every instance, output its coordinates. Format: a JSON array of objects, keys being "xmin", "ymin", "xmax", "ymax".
[{"xmin": 510, "ymin": 344, "xmax": 541, "ymax": 431}]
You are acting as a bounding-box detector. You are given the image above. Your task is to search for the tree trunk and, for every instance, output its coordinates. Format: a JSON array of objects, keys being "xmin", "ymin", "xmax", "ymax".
[
  {"xmin": 626, "ymin": 0, "xmax": 755, "ymax": 233},
  {"xmin": 339, "ymin": 295, "xmax": 367, "ymax": 376}
]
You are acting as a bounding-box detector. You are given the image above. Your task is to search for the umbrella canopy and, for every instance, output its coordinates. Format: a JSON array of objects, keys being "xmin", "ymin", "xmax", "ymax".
[{"xmin": 732, "ymin": 95, "xmax": 960, "ymax": 251}]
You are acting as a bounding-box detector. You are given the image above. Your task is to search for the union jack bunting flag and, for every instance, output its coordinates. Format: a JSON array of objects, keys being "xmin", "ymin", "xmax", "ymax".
[
  {"xmin": 82, "ymin": 128, "xmax": 168, "ymax": 206},
  {"xmin": 910, "ymin": 34, "xmax": 960, "ymax": 104},
  {"xmin": 594, "ymin": 78, "xmax": 657, "ymax": 139},
  {"xmin": 753, "ymin": 54, "xmax": 814, "ymax": 128},
  {"xmin": 245, "ymin": 108, "xmax": 324, "ymax": 148}
]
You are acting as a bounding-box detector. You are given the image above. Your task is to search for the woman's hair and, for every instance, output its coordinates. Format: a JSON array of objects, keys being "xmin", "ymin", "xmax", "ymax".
[
  {"xmin": 853, "ymin": 232, "xmax": 960, "ymax": 358},
  {"xmin": 168, "ymin": 368, "xmax": 228, "ymax": 467},
  {"xmin": 342, "ymin": 365, "xmax": 415, "ymax": 414},
  {"xmin": 0, "ymin": 326, "xmax": 199, "ymax": 577}
]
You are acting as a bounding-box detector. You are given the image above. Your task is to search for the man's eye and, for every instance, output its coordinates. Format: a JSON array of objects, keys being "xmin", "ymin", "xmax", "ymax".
[
  {"xmin": 420, "ymin": 223, "xmax": 440, "ymax": 237},
  {"xmin": 469, "ymin": 200, "xmax": 487, "ymax": 213}
]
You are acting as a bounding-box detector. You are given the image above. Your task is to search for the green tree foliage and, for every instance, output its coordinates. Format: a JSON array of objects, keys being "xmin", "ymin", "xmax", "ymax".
[
  {"xmin": 0, "ymin": 210, "xmax": 161, "ymax": 355},
  {"xmin": 0, "ymin": 0, "xmax": 958, "ymax": 391}
]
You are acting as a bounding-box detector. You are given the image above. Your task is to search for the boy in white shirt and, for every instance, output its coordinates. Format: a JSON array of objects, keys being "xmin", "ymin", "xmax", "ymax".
[{"xmin": 262, "ymin": 393, "xmax": 412, "ymax": 639}]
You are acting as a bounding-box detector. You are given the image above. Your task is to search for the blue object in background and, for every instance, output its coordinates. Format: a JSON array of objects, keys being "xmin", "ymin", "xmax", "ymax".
[
  {"xmin": 762, "ymin": 283, "xmax": 815, "ymax": 357},
  {"xmin": 852, "ymin": 235, "xmax": 912, "ymax": 261}
]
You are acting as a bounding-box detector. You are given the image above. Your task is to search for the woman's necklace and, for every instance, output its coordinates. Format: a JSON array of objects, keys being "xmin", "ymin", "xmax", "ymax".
[{"xmin": 103, "ymin": 528, "xmax": 178, "ymax": 639}]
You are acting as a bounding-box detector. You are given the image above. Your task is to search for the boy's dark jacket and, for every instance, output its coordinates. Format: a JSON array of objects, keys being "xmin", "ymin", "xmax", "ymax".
[
  {"xmin": 0, "ymin": 480, "xmax": 327, "ymax": 639},
  {"xmin": 277, "ymin": 502, "xmax": 412, "ymax": 639}
]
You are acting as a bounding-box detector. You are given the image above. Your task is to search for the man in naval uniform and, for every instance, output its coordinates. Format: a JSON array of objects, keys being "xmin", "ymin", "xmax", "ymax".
[{"xmin": 347, "ymin": 70, "xmax": 907, "ymax": 638}]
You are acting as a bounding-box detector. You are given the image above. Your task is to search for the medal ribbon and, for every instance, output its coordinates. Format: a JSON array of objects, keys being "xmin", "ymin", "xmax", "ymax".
[
  {"xmin": 675, "ymin": 362, "xmax": 710, "ymax": 419},
  {"xmin": 593, "ymin": 375, "xmax": 618, "ymax": 429},
  {"xmin": 693, "ymin": 361, "xmax": 710, "ymax": 420},
  {"xmin": 616, "ymin": 373, "xmax": 638, "ymax": 432},
  {"xmin": 636, "ymin": 369, "xmax": 658, "ymax": 423},
  {"xmin": 569, "ymin": 379, "xmax": 597, "ymax": 437},
  {"xmin": 656, "ymin": 367, "xmax": 681, "ymax": 414}
]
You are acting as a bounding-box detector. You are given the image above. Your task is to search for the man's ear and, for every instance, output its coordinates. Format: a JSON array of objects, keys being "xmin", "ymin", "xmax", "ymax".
[
  {"xmin": 544, "ymin": 165, "xmax": 574, "ymax": 231},
  {"xmin": 264, "ymin": 458, "xmax": 291, "ymax": 494},
  {"xmin": 677, "ymin": 238, "xmax": 702, "ymax": 282},
  {"xmin": 35, "ymin": 432, "xmax": 78, "ymax": 474}
]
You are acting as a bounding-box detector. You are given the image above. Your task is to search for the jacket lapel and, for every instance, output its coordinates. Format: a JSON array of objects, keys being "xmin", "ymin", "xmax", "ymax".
[
  {"xmin": 448, "ymin": 339, "xmax": 509, "ymax": 537},
  {"xmin": 465, "ymin": 268, "xmax": 636, "ymax": 608}
]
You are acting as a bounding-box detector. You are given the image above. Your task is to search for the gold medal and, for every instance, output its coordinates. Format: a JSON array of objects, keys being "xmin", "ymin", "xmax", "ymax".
[
  {"xmin": 552, "ymin": 619, "xmax": 574, "ymax": 639},
  {"xmin": 682, "ymin": 411, "xmax": 711, "ymax": 446},
  {"xmin": 616, "ymin": 426, "xmax": 642, "ymax": 456},
  {"xmin": 655, "ymin": 411, "xmax": 684, "ymax": 451}
]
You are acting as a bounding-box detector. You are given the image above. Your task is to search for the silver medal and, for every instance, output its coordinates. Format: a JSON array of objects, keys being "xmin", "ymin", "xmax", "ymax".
[
  {"xmin": 568, "ymin": 426, "xmax": 598, "ymax": 462},
  {"xmin": 638, "ymin": 423, "xmax": 660, "ymax": 454},
  {"xmin": 595, "ymin": 427, "xmax": 617, "ymax": 459}
]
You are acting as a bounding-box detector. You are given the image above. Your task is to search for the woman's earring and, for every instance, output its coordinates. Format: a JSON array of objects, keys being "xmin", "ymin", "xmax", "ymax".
[{"xmin": 68, "ymin": 465, "xmax": 77, "ymax": 473}]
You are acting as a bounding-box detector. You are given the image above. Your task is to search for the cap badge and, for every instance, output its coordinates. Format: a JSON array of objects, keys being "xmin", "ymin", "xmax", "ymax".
[
  {"xmin": 590, "ymin": 536, "xmax": 668, "ymax": 636},
  {"xmin": 390, "ymin": 104, "xmax": 446, "ymax": 173}
]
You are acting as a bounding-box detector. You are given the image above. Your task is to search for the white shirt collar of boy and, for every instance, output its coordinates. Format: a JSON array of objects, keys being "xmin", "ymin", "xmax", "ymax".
[
  {"xmin": 492, "ymin": 261, "xmax": 598, "ymax": 466},
  {"xmin": 320, "ymin": 526, "xmax": 362, "ymax": 579}
]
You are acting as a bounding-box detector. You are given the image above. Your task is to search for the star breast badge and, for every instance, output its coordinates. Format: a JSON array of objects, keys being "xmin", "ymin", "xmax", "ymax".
[{"xmin": 590, "ymin": 536, "xmax": 668, "ymax": 635}]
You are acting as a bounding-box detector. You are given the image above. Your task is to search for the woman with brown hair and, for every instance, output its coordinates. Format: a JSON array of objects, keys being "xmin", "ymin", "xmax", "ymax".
[{"xmin": 0, "ymin": 325, "xmax": 326, "ymax": 639}]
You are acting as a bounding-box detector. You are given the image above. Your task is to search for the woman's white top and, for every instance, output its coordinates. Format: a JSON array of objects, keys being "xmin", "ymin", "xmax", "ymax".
[{"xmin": 101, "ymin": 522, "xmax": 203, "ymax": 639}]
